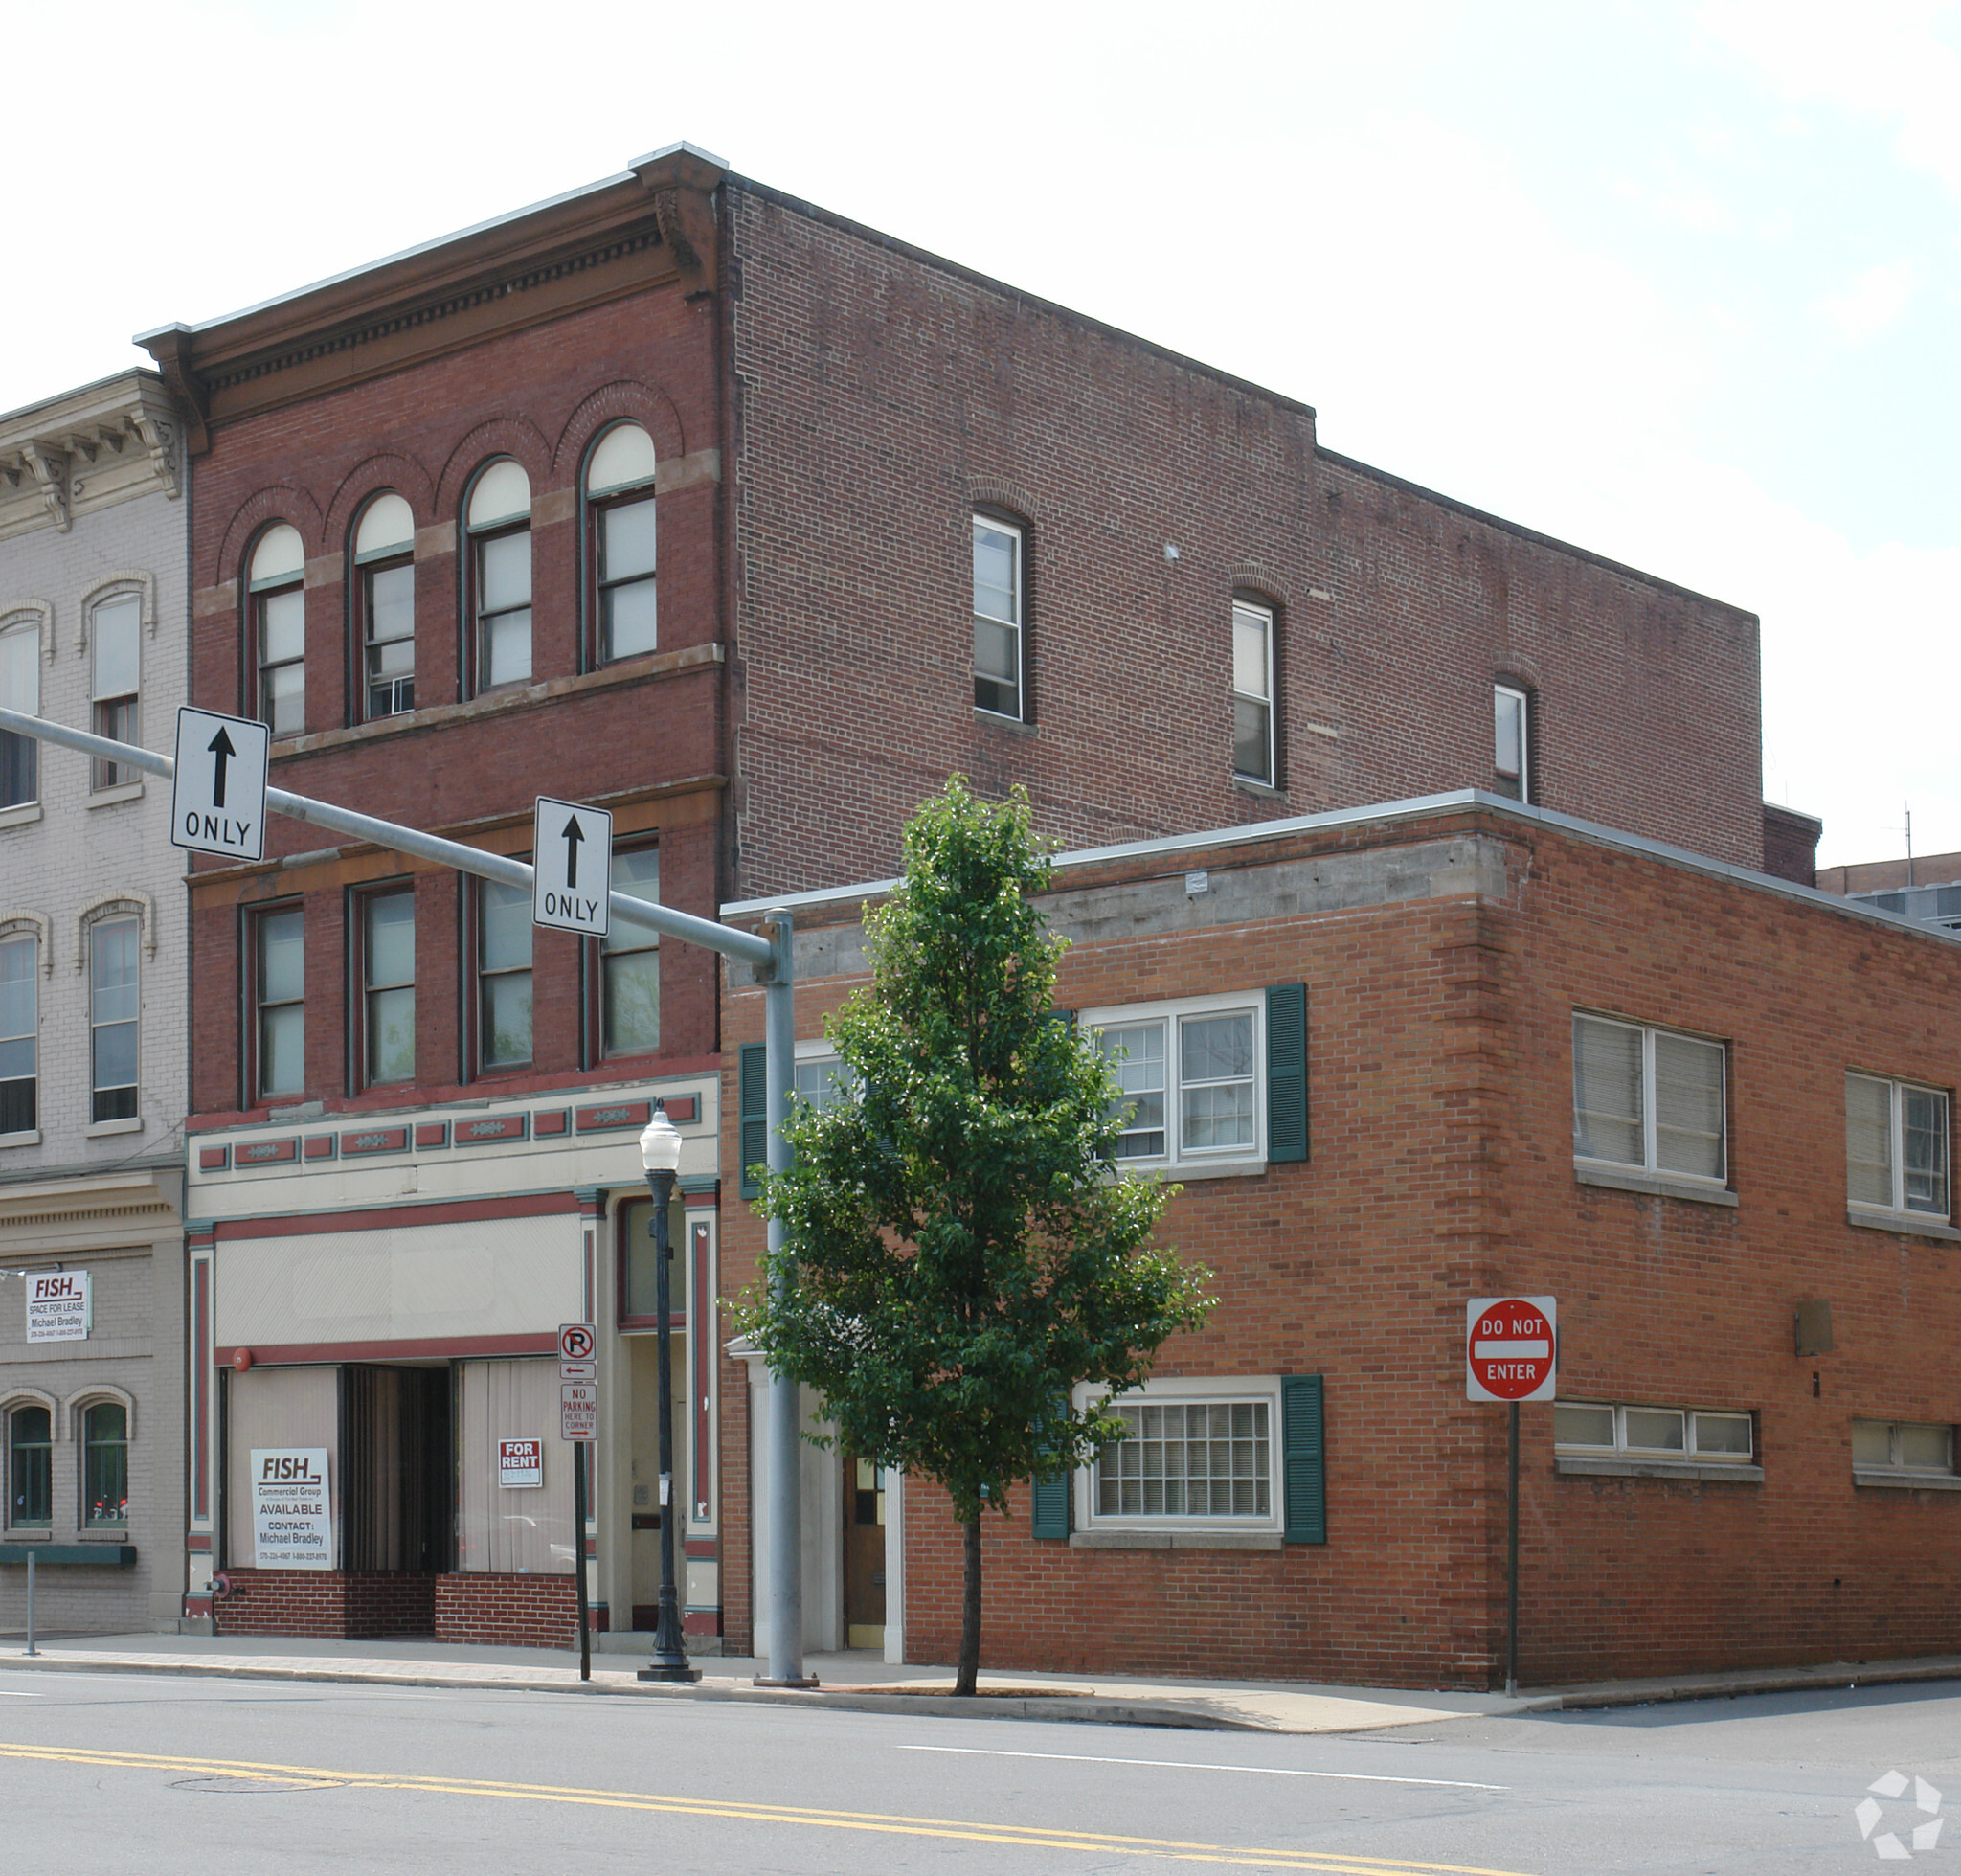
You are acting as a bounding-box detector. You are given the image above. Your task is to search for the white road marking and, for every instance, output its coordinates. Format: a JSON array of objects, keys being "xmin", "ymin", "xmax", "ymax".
[
  {"xmin": 0, "ymin": 1689, "xmax": 43, "ymax": 1696},
  {"xmin": 895, "ymin": 1744, "xmax": 1506, "ymax": 1790}
]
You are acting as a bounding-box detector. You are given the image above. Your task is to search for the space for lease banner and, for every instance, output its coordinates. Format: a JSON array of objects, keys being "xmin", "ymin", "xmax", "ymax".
[{"xmin": 251, "ymin": 1448, "xmax": 333, "ymax": 1569}]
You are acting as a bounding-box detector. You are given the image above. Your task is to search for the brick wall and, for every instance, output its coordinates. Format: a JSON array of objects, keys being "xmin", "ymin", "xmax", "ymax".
[
  {"xmin": 725, "ymin": 182, "xmax": 1766, "ymax": 901},
  {"xmin": 215, "ymin": 1568, "xmax": 434, "ymax": 1638},
  {"xmin": 719, "ymin": 802, "xmax": 1961, "ymax": 1689},
  {"xmin": 433, "ymin": 1571, "xmax": 577, "ymax": 1650}
]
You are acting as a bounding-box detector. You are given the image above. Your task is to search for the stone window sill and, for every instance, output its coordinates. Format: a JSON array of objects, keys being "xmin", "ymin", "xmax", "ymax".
[
  {"xmin": 974, "ymin": 709, "xmax": 1036, "ymax": 737},
  {"xmin": 1233, "ymin": 776, "xmax": 1286, "ymax": 802},
  {"xmin": 86, "ymin": 1116, "xmax": 143, "ymax": 1138},
  {"xmin": 1118, "ymin": 1158, "xmax": 1268, "ymax": 1184},
  {"xmin": 87, "ymin": 780, "xmax": 145, "ymax": 807},
  {"xmin": 1853, "ymin": 1469, "xmax": 1961, "ymax": 1493},
  {"xmin": 0, "ymin": 1129, "xmax": 41, "ymax": 1149},
  {"xmin": 0, "ymin": 801, "xmax": 43, "ymax": 830},
  {"xmin": 269, "ymin": 640, "xmax": 723, "ymax": 759},
  {"xmin": 1846, "ymin": 1206, "xmax": 1961, "ymax": 1243},
  {"xmin": 1575, "ymin": 1164, "xmax": 1739, "ymax": 1208},
  {"xmin": 1071, "ymin": 1529, "xmax": 1284, "ymax": 1550},
  {"xmin": 1555, "ymin": 1456, "xmax": 1763, "ymax": 1484}
]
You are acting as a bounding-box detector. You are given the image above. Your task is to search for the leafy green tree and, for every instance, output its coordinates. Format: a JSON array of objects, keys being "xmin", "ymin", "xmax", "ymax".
[{"xmin": 738, "ymin": 778, "xmax": 1213, "ymax": 1695}]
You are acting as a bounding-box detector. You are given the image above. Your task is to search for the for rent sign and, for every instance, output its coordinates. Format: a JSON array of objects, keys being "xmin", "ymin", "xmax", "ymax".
[
  {"xmin": 25, "ymin": 1272, "xmax": 90, "ymax": 1342},
  {"xmin": 498, "ymin": 1437, "xmax": 544, "ymax": 1488},
  {"xmin": 250, "ymin": 1448, "xmax": 332, "ymax": 1569}
]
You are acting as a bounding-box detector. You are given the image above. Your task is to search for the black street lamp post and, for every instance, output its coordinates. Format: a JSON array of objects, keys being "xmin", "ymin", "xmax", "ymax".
[{"xmin": 637, "ymin": 1102, "xmax": 701, "ymax": 1683}]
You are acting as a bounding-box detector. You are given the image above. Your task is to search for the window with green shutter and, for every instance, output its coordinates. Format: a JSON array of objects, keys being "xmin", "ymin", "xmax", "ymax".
[
  {"xmin": 1266, "ymin": 983, "xmax": 1308, "ymax": 1164},
  {"xmin": 1281, "ymin": 1373, "xmax": 1326, "ymax": 1544},
  {"xmin": 1030, "ymin": 1394, "xmax": 1073, "ymax": 1538},
  {"xmin": 739, "ymin": 1042, "xmax": 767, "ymax": 1201}
]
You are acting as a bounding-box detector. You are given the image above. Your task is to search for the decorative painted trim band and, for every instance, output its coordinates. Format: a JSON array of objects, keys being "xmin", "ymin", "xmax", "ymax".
[{"xmin": 341, "ymin": 1126, "xmax": 411, "ymax": 1156}]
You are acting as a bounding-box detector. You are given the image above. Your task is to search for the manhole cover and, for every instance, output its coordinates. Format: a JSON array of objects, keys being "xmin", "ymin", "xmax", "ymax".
[{"xmin": 171, "ymin": 1774, "xmax": 342, "ymax": 1794}]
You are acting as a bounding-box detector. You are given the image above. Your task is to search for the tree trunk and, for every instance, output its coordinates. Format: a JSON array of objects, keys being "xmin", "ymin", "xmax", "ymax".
[{"xmin": 956, "ymin": 1513, "xmax": 982, "ymax": 1696}]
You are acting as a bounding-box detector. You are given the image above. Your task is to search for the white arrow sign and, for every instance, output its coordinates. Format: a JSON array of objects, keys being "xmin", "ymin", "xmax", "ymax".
[
  {"xmin": 171, "ymin": 707, "xmax": 270, "ymax": 861},
  {"xmin": 532, "ymin": 798, "xmax": 613, "ymax": 937}
]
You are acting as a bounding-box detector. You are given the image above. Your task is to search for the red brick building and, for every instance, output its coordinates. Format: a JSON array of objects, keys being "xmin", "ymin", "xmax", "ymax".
[
  {"xmin": 140, "ymin": 144, "xmax": 1805, "ymax": 1648},
  {"xmin": 720, "ymin": 793, "xmax": 1961, "ymax": 1688}
]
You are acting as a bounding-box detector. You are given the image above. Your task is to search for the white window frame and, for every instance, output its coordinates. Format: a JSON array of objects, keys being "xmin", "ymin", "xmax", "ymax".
[
  {"xmin": 1072, "ymin": 1374, "xmax": 1283, "ymax": 1535},
  {"xmin": 1845, "ymin": 1073, "xmax": 1950, "ymax": 1223},
  {"xmin": 1232, "ymin": 599, "xmax": 1274, "ymax": 785},
  {"xmin": 1554, "ymin": 1401, "xmax": 1755, "ymax": 1463},
  {"xmin": 1494, "ymin": 682, "xmax": 1529, "ymax": 802},
  {"xmin": 0, "ymin": 930, "xmax": 36, "ymax": 1142},
  {"xmin": 1083, "ymin": 992, "xmax": 1267, "ymax": 1176},
  {"xmin": 1571, "ymin": 1012, "xmax": 1728, "ymax": 1187},
  {"xmin": 0, "ymin": 614, "xmax": 40, "ymax": 811},
  {"xmin": 89, "ymin": 591, "xmax": 143, "ymax": 792},
  {"xmin": 1851, "ymin": 1418, "xmax": 1956, "ymax": 1479},
  {"xmin": 791, "ymin": 1040, "xmax": 855, "ymax": 1113},
  {"xmin": 972, "ymin": 514, "xmax": 1024, "ymax": 721}
]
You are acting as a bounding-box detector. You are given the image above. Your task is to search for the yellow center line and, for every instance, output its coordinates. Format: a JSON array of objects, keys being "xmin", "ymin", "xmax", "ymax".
[{"xmin": 0, "ymin": 1741, "xmax": 1540, "ymax": 1876}]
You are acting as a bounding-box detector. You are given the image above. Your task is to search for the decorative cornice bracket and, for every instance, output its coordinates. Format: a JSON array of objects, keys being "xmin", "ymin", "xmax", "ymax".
[{"xmin": 21, "ymin": 442, "xmax": 70, "ymax": 532}]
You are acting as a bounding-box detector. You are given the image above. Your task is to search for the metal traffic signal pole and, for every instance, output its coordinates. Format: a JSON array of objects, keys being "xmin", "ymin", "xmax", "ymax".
[{"xmin": 0, "ymin": 705, "xmax": 809, "ymax": 1688}]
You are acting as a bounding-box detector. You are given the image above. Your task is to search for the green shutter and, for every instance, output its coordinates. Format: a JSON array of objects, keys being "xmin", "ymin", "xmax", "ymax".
[
  {"xmin": 1281, "ymin": 1373, "xmax": 1325, "ymax": 1545},
  {"xmin": 1030, "ymin": 1395, "xmax": 1072, "ymax": 1539},
  {"xmin": 1266, "ymin": 983, "xmax": 1308, "ymax": 1164},
  {"xmin": 739, "ymin": 1043, "xmax": 767, "ymax": 1201}
]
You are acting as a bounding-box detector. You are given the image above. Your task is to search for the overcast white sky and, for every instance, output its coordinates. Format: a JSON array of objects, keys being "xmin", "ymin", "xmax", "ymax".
[{"xmin": 9, "ymin": 0, "xmax": 1956, "ymax": 867}]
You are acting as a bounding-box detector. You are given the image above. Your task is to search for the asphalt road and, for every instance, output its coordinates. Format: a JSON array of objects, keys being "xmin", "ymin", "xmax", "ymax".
[{"xmin": 0, "ymin": 1663, "xmax": 1952, "ymax": 1872}]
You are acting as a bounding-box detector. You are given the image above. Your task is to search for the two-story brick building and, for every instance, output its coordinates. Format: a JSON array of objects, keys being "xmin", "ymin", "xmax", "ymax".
[
  {"xmin": 138, "ymin": 144, "xmax": 1800, "ymax": 1648},
  {"xmin": 0, "ymin": 370, "xmax": 190, "ymax": 1636},
  {"xmin": 719, "ymin": 791, "xmax": 1961, "ymax": 1688}
]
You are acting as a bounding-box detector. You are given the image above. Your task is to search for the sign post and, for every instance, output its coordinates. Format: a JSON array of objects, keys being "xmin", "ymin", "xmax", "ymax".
[
  {"xmin": 1466, "ymin": 1296, "xmax": 1557, "ymax": 1697},
  {"xmin": 559, "ymin": 1323, "xmax": 597, "ymax": 1680}
]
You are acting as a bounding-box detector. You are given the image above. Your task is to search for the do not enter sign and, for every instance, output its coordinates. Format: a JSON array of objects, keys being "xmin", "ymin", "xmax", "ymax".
[{"xmin": 1466, "ymin": 1296, "xmax": 1557, "ymax": 1403}]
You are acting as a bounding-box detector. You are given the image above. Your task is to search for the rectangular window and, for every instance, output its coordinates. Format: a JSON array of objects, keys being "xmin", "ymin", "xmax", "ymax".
[
  {"xmin": 1847, "ymin": 1073, "xmax": 1950, "ymax": 1219},
  {"xmin": 0, "ymin": 617, "xmax": 38, "ymax": 808},
  {"xmin": 793, "ymin": 1051, "xmax": 854, "ymax": 1112},
  {"xmin": 9, "ymin": 1405, "xmax": 51, "ymax": 1528},
  {"xmin": 1494, "ymin": 683, "xmax": 1529, "ymax": 801},
  {"xmin": 0, "ymin": 933, "xmax": 34, "ymax": 1136},
  {"xmin": 254, "ymin": 906, "xmax": 304, "ymax": 1100},
  {"xmin": 1087, "ymin": 994, "xmax": 1266, "ymax": 1171},
  {"xmin": 1071, "ymin": 1376, "xmax": 1297, "ymax": 1535},
  {"xmin": 479, "ymin": 878, "xmax": 533, "ymax": 1071},
  {"xmin": 91, "ymin": 594, "xmax": 142, "ymax": 789},
  {"xmin": 362, "ymin": 559, "xmax": 416, "ymax": 719},
  {"xmin": 1852, "ymin": 1419, "xmax": 1955, "ymax": 1476},
  {"xmin": 1232, "ymin": 600, "xmax": 1274, "ymax": 783},
  {"xmin": 1097, "ymin": 1399, "xmax": 1271, "ymax": 1519},
  {"xmin": 1554, "ymin": 1401, "xmax": 1754, "ymax": 1461},
  {"xmin": 256, "ymin": 583, "xmax": 305, "ymax": 737},
  {"xmin": 477, "ymin": 530, "xmax": 532, "ymax": 689},
  {"xmin": 1572, "ymin": 1013, "xmax": 1726, "ymax": 1185},
  {"xmin": 598, "ymin": 496, "xmax": 659, "ymax": 662},
  {"xmin": 973, "ymin": 516, "xmax": 1023, "ymax": 719},
  {"xmin": 600, "ymin": 846, "xmax": 660, "ymax": 1057},
  {"xmin": 83, "ymin": 1402, "xmax": 128, "ymax": 1527},
  {"xmin": 361, "ymin": 889, "xmax": 415, "ymax": 1085},
  {"xmin": 90, "ymin": 916, "xmax": 139, "ymax": 1122}
]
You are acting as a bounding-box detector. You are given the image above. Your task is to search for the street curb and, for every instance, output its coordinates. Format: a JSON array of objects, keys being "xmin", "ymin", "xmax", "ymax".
[
  {"xmin": 1545, "ymin": 1661, "xmax": 1961, "ymax": 1710},
  {"xmin": 0, "ymin": 1656, "xmax": 1258, "ymax": 1730}
]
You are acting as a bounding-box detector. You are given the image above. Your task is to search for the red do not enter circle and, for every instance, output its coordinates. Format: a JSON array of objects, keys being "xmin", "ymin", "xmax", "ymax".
[{"xmin": 1467, "ymin": 1298, "xmax": 1556, "ymax": 1401}]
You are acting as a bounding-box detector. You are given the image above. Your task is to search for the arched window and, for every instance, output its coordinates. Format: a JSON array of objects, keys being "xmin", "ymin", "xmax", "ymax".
[
  {"xmin": 90, "ymin": 914, "xmax": 140, "ymax": 1123},
  {"xmin": 82, "ymin": 1402, "xmax": 128, "ymax": 1527},
  {"xmin": 0, "ymin": 615, "xmax": 38, "ymax": 809},
  {"xmin": 585, "ymin": 424, "xmax": 658, "ymax": 664},
  {"xmin": 90, "ymin": 591, "xmax": 143, "ymax": 789},
  {"xmin": 249, "ymin": 524, "xmax": 305, "ymax": 735},
  {"xmin": 354, "ymin": 493, "xmax": 416, "ymax": 720},
  {"xmin": 466, "ymin": 462, "xmax": 531, "ymax": 691},
  {"xmin": 1231, "ymin": 597, "xmax": 1275, "ymax": 786},
  {"xmin": 8, "ymin": 1404, "xmax": 51, "ymax": 1528}
]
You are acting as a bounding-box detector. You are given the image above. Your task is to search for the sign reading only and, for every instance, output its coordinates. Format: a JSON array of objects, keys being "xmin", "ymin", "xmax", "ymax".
[
  {"xmin": 532, "ymin": 797, "xmax": 612, "ymax": 937},
  {"xmin": 171, "ymin": 706, "xmax": 270, "ymax": 861}
]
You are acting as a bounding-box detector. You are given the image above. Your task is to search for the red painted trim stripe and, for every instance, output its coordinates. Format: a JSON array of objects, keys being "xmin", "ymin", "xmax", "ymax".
[
  {"xmin": 216, "ymin": 1333, "xmax": 555, "ymax": 1365},
  {"xmin": 690, "ymin": 1221, "xmax": 711, "ymax": 1524},
  {"xmin": 192, "ymin": 1257, "xmax": 210, "ymax": 1522},
  {"xmin": 213, "ymin": 1189, "xmax": 578, "ymax": 1240}
]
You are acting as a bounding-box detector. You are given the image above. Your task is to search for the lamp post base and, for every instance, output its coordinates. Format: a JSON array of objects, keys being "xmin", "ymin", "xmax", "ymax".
[{"xmin": 637, "ymin": 1659, "xmax": 703, "ymax": 1684}]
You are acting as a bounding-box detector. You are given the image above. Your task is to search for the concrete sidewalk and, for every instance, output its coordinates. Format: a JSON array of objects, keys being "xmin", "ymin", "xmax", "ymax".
[
  {"xmin": 0, "ymin": 1631, "xmax": 1537, "ymax": 1733},
  {"xmin": 2, "ymin": 1631, "xmax": 1955, "ymax": 1732}
]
